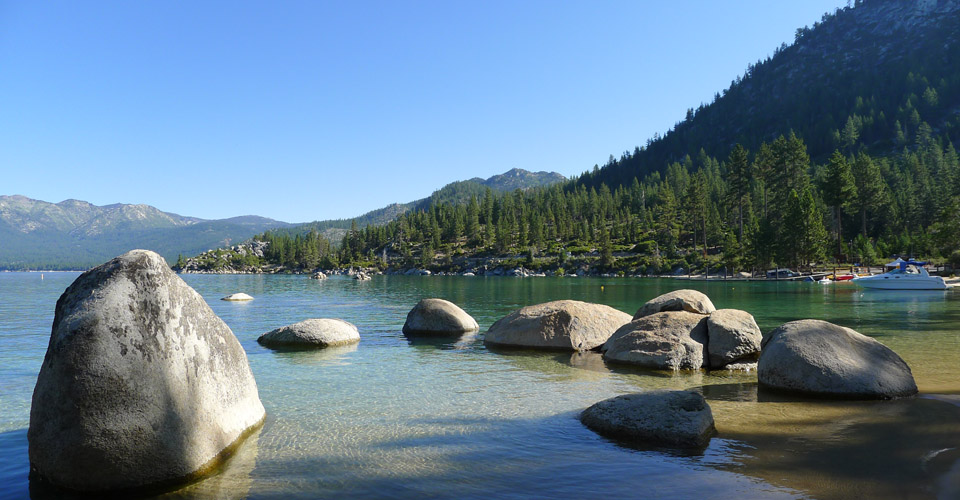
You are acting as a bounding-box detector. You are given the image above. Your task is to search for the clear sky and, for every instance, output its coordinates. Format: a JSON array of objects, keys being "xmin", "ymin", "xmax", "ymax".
[{"xmin": 1, "ymin": 1, "xmax": 846, "ymax": 223}]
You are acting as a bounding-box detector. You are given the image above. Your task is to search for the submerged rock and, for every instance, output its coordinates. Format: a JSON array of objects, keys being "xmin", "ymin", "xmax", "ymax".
[
  {"xmin": 484, "ymin": 300, "xmax": 631, "ymax": 351},
  {"xmin": 603, "ymin": 311, "xmax": 708, "ymax": 370},
  {"xmin": 28, "ymin": 250, "xmax": 265, "ymax": 492},
  {"xmin": 633, "ymin": 289, "xmax": 715, "ymax": 319},
  {"xmin": 580, "ymin": 391, "xmax": 715, "ymax": 448},
  {"xmin": 222, "ymin": 292, "xmax": 254, "ymax": 301},
  {"xmin": 258, "ymin": 319, "xmax": 360, "ymax": 348},
  {"xmin": 706, "ymin": 309, "xmax": 762, "ymax": 368},
  {"xmin": 402, "ymin": 298, "xmax": 479, "ymax": 335},
  {"xmin": 758, "ymin": 319, "xmax": 918, "ymax": 399}
]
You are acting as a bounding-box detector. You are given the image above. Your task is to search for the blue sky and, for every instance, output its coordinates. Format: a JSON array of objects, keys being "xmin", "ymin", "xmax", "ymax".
[{"xmin": 1, "ymin": 1, "xmax": 845, "ymax": 223}]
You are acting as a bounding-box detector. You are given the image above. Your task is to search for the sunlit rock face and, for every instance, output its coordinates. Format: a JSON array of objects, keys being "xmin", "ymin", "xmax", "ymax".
[
  {"xmin": 603, "ymin": 311, "xmax": 708, "ymax": 370},
  {"xmin": 402, "ymin": 298, "xmax": 479, "ymax": 335},
  {"xmin": 259, "ymin": 318, "xmax": 360, "ymax": 348},
  {"xmin": 758, "ymin": 319, "xmax": 918, "ymax": 399},
  {"xmin": 633, "ymin": 289, "xmax": 716, "ymax": 319},
  {"xmin": 28, "ymin": 249, "xmax": 265, "ymax": 492},
  {"xmin": 706, "ymin": 309, "xmax": 762, "ymax": 368},
  {"xmin": 484, "ymin": 300, "xmax": 630, "ymax": 351}
]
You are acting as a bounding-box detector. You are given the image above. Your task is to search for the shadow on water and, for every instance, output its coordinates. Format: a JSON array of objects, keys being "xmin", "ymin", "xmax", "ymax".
[
  {"xmin": 226, "ymin": 412, "xmax": 804, "ymax": 500},
  {"xmin": 705, "ymin": 394, "xmax": 960, "ymax": 500}
]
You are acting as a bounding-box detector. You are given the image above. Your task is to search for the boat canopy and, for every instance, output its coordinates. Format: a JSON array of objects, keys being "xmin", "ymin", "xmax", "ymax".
[
  {"xmin": 885, "ymin": 257, "xmax": 905, "ymax": 267},
  {"xmin": 894, "ymin": 260, "xmax": 928, "ymax": 271}
]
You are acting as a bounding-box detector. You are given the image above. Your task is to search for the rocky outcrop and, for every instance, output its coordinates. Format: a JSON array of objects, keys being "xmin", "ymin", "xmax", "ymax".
[
  {"xmin": 758, "ymin": 319, "xmax": 918, "ymax": 399},
  {"xmin": 28, "ymin": 250, "xmax": 265, "ymax": 492},
  {"xmin": 484, "ymin": 300, "xmax": 631, "ymax": 351},
  {"xmin": 310, "ymin": 271, "xmax": 327, "ymax": 280},
  {"xmin": 354, "ymin": 271, "xmax": 371, "ymax": 281},
  {"xmin": 580, "ymin": 391, "xmax": 715, "ymax": 448},
  {"xmin": 222, "ymin": 292, "xmax": 254, "ymax": 301},
  {"xmin": 402, "ymin": 299, "xmax": 479, "ymax": 335},
  {"xmin": 633, "ymin": 289, "xmax": 715, "ymax": 319},
  {"xmin": 602, "ymin": 311, "xmax": 708, "ymax": 369},
  {"xmin": 706, "ymin": 309, "xmax": 762, "ymax": 368},
  {"xmin": 257, "ymin": 319, "xmax": 360, "ymax": 348}
]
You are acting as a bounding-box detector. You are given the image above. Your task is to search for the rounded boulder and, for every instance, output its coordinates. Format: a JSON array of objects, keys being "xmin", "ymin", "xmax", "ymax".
[
  {"xmin": 706, "ymin": 309, "xmax": 762, "ymax": 368},
  {"xmin": 402, "ymin": 298, "xmax": 479, "ymax": 335},
  {"xmin": 484, "ymin": 300, "xmax": 631, "ymax": 351},
  {"xmin": 258, "ymin": 319, "xmax": 360, "ymax": 348},
  {"xmin": 580, "ymin": 391, "xmax": 716, "ymax": 448},
  {"xmin": 222, "ymin": 293, "xmax": 254, "ymax": 301},
  {"xmin": 634, "ymin": 289, "xmax": 715, "ymax": 319},
  {"xmin": 28, "ymin": 250, "xmax": 265, "ymax": 492},
  {"xmin": 758, "ymin": 319, "xmax": 918, "ymax": 399},
  {"xmin": 603, "ymin": 311, "xmax": 708, "ymax": 370}
]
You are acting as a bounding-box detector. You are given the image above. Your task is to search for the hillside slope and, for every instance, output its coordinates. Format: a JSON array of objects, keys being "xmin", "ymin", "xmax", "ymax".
[
  {"xmin": 580, "ymin": 0, "xmax": 960, "ymax": 190},
  {"xmin": 292, "ymin": 168, "xmax": 566, "ymax": 241}
]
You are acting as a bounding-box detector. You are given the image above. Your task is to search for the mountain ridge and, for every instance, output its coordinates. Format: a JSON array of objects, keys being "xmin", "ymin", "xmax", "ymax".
[
  {"xmin": 288, "ymin": 168, "xmax": 567, "ymax": 241},
  {"xmin": 0, "ymin": 195, "xmax": 294, "ymax": 269}
]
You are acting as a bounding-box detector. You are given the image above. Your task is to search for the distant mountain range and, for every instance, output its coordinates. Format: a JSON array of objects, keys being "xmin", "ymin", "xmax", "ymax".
[
  {"xmin": 292, "ymin": 168, "xmax": 567, "ymax": 240},
  {"xmin": 0, "ymin": 168, "xmax": 566, "ymax": 269},
  {"xmin": 0, "ymin": 195, "xmax": 293, "ymax": 269}
]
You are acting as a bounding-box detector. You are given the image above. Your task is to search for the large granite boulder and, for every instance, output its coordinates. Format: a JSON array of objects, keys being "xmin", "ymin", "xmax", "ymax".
[
  {"xmin": 258, "ymin": 318, "xmax": 360, "ymax": 348},
  {"xmin": 484, "ymin": 300, "xmax": 631, "ymax": 351},
  {"xmin": 706, "ymin": 309, "xmax": 762, "ymax": 368},
  {"xmin": 602, "ymin": 311, "xmax": 708, "ymax": 370},
  {"xmin": 633, "ymin": 289, "xmax": 715, "ymax": 319},
  {"xmin": 28, "ymin": 250, "xmax": 266, "ymax": 492},
  {"xmin": 402, "ymin": 298, "xmax": 479, "ymax": 335},
  {"xmin": 758, "ymin": 319, "xmax": 918, "ymax": 399},
  {"xmin": 580, "ymin": 391, "xmax": 716, "ymax": 448}
]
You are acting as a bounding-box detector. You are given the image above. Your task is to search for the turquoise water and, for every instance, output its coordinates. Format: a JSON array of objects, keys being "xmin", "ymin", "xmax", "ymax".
[{"xmin": 3, "ymin": 273, "xmax": 960, "ymax": 499}]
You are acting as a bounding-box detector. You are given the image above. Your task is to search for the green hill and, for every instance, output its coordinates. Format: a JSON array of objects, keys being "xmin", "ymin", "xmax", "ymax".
[{"xmin": 329, "ymin": 0, "xmax": 960, "ymax": 274}]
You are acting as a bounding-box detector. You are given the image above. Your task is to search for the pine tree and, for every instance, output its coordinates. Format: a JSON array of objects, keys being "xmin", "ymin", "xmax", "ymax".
[
  {"xmin": 725, "ymin": 144, "xmax": 752, "ymax": 243},
  {"xmin": 850, "ymin": 152, "xmax": 887, "ymax": 237},
  {"xmin": 820, "ymin": 150, "xmax": 858, "ymax": 260}
]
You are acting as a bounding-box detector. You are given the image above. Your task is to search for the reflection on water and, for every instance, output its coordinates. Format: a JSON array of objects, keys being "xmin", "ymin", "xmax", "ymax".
[
  {"xmin": 158, "ymin": 428, "xmax": 262, "ymax": 500},
  {"xmin": 2, "ymin": 273, "xmax": 960, "ymax": 499},
  {"xmin": 404, "ymin": 331, "xmax": 479, "ymax": 351},
  {"xmin": 266, "ymin": 343, "xmax": 359, "ymax": 366}
]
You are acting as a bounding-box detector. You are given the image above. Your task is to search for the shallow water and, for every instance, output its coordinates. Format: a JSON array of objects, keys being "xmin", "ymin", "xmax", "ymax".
[{"xmin": 2, "ymin": 273, "xmax": 960, "ymax": 499}]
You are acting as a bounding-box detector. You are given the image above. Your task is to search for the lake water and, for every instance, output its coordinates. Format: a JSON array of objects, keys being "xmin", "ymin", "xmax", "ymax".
[{"xmin": 2, "ymin": 272, "xmax": 960, "ymax": 499}]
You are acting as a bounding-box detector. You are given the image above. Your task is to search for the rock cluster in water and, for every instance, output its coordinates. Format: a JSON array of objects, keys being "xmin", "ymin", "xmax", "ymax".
[
  {"xmin": 483, "ymin": 300, "xmax": 632, "ymax": 351},
  {"xmin": 28, "ymin": 250, "xmax": 265, "ymax": 492},
  {"xmin": 258, "ymin": 319, "xmax": 360, "ymax": 348},
  {"xmin": 403, "ymin": 298, "xmax": 479, "ymax": 335},
  {"xmin": 602, "ymin": 290, "xmax": 760, "ymax": 370},
  {"xmin": 758, "ymin": 319, "xmax": 918, "ymax": 399}
]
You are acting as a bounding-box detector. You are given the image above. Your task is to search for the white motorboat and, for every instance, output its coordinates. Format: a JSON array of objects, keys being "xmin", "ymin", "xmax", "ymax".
[{"xmin": 852, "ymin": 260, "xmax": 948, "ymax": 290}]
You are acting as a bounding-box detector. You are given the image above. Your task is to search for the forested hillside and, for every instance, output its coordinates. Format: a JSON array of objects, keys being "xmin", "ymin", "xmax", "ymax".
[
  {"xmin": 272, "ymin": 168, "xmax": 565, "ymax": 242},
  {"xmin": 183, "ymin": 0, "xmax": 960, "ymax": 275}
]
